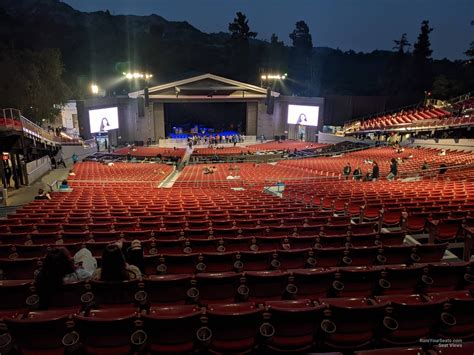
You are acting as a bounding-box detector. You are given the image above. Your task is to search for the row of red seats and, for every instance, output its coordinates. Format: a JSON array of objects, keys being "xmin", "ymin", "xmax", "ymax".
[
  {"xmin": 112, "ymin": 146, "xmax": 186, "ymax": 158},
  {"xmin": 2, "ymin": 262, "xmax": 472, "ymax": 311},
  {"xmin": 0, "ymin": 243, "xmax": 449, "ymax": 280},
  {"xmin": 1, "ymin": 290, "xmax": 472, "ymax": 354},
  {"xmin": 279, "ymin": 147, "xmax": 474, "ymax": 178},
  {"xmin": 0, "ymin": 228, "xmax": 407, "ymax": 252}
]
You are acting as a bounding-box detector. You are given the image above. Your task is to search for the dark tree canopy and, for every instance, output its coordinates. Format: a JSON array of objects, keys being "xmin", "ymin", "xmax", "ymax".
[
  {"xmin": 414, "ymin": 20, "xmax": 433, "ymax": 60},
  {"xmin": 393, "ymin": 33, "xmax": 411, "ymax": 54},
  {"xmin": 289, "ymin": 21, "xmax": 313, "ymax": 54},
  {"xmin": 228, "ymin": 12, "xmax": 257, "ymax": 44},
  {"xmin": 0, "ymin": 48, "xmax": 70, "ymax": 122},
  {"xmin": 466, "ymin": 20, "xmax": 474, "ymax": 60}
]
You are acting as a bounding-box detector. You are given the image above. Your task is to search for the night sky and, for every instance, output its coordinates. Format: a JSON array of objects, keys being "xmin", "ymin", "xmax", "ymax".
[{"xmin": 64, "ymin": 0, "xmax": 473, "ymax": 60}]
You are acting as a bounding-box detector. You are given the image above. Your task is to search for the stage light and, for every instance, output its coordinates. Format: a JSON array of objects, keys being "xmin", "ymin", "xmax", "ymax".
[
  {"xmin": 90, "ymin": 84, "xmax": 99, "ymax": 94},
  {"xmin": 123, "ymin": 72, "xmax": 153, "ymax": 80},
  {"xmin": 262, "ymin": 74, "xmax": 287, "ymax": 80}
]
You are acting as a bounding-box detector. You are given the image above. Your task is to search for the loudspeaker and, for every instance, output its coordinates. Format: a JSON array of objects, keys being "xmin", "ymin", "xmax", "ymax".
[
  {"xmin": 265, "ymin": 87, "xmax": 271, "ymax": 106},
  {"xmin": 274, "ymin": 135, "xmax": 280, "ymax": 141},
  {"xmin": 267, "ymin": 97, "xmax": 274, "ymax": 115},
  {"xmin": 280, "ymin": 135, "xmax": 286, "ymax": 141},
  {"xmin": 144, "ymin": 88, "xmax": 149, "ymax": 107}
]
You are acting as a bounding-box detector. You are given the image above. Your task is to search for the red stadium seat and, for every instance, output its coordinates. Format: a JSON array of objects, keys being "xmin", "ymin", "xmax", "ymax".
[
  {"xmin": 141, "ymin": 274, "xmax": 193, "ymax": 305},
  {"xmin": 73, "ymin": 308, "xmax": 137, "ymax": 354},
  {"xmin": 205, "ymin": 303, "xmax": 263, "ymax": 354},
  {"xmin": 319, "ymin": 297, "xmax": 386, "ymax": 350},
  {"xmin": 4, "ymin": 309, "xmax": 71, "ymax": 355},
  {"xmin": 195, "ymin": 272, "xmax": 241, "ymax": 305},
  {"xmin": 291, "ymin": 268, "xmax": 337, "ymax": 299},
  {"xmin": 139, "ymin": 305, "xmax": 203, "ymax": 353},
  {"xmin": 264, "ymin": 299, "xmax": 325, "ymax": 352},
  {"xmin": 374, "ymin": 294, "xmax": 445, "ymax": 346}
]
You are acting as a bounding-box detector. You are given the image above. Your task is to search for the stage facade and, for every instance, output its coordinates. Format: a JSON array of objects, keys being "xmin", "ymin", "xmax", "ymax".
[{"xmin": 77, "ymin": 73, "xmax": 325, "ymax": 146}]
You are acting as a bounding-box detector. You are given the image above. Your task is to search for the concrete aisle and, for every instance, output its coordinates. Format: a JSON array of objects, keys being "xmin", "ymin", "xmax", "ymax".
[{"xmin": 6, "ymin": 167, "xmax": 70, "ymax": 206}]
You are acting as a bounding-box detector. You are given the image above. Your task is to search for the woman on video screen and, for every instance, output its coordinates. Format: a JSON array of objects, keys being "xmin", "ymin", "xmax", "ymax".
[
  {"xmin": 296, "ymin": 113, "xmax": 308, "ymax": 125},
  {"xmin": 100, "ymin": 117, "xmax": 110, "ymax": 132}
]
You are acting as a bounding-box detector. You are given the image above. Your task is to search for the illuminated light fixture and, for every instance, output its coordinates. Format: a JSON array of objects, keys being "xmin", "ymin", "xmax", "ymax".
[
  {"xmin": 123, "ymin": 72, "xmax": 153, "ymax": 80},
  {"xmin": 90, "ymin": 84, "xmax": 99, "ymax": 94},
  {"xmin": 261, "ymin": 73, "xmax": 288, "ymax": 80}
]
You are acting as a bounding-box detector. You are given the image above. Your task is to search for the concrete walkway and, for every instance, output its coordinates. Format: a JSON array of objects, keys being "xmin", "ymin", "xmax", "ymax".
[{"xmin": 6, "ymin": 167, "xmax": 70, "ymax": 206}]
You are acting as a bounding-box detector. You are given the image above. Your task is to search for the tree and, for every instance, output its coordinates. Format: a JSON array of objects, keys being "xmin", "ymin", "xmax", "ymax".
[
  {"xmin": 466, "ymin": 20, "xmax": 474, "ymax": 61},
  {"xmin": 411, "ymin": 20, "xmax": 434, "ymax": 94},
  {"xmin": 289, "ymin": 21, "xmax": 313, "ymax": 57},
  {"xmin": 0, "ymin": 48, "xmax": 71, "ymax": 122},
  {"xmin": 289, "ymin": 21, "xmax": 315, "ymax": 95},
  {"xmin": 267, "ymin": 33, "xmax": 285, "ymax": 69},
  {"xmin": 393, "ymin": 33, "xmax": 411, "ymax": 54},
  {"xmin": 228, "ymin": 12, "xmax": 257, "ymax": 44},
  {"xmin": 413, "ymin": 20, "xmax": 433, "ymax": 60}
]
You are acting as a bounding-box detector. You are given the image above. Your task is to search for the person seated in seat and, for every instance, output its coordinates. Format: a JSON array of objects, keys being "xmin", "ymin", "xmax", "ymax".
[
  {"xmin": 342, "ymin": 162, "xmax": 351, "ymax": 180},
  {"xmin": 35, "ymin": 188, "xmax": 51, "ymax": 200},
  {"xmin": 68, "ymin": 169, "xmax": 76, "ymax": 176},
  {"xmin": 421, "ymin": 161, "xmax": 429, "ymax": 170},
  {"xmin": 126, "ymin": 240, "xmax": 145, "ymax": 274},
  {"xmin": 35, "ymin": 247, "xmax": 95, "ymax": 309},
  {"xmin": 439, "ymin": 163, "xmax": 448, "ymax": 175},
  {"xmin": 371, "ymin": 161, "xmax": 380, "ymax": 181},
  {"xmin": 59, "ymin": 179, "xmax": 69, "ymax": 190},
  {"xmin": 92, "ymin": 242, "xmax": 141, "ymax": 281},
  {"xmin": 353, "ymin": 167, "xmax": 362, "ymax": 181}
]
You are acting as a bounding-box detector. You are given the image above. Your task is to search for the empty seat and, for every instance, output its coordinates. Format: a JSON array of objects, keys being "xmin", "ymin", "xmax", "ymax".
[
  {"xmin": 200, "ymin": 252, "xmax": 237, "ymax": 273},
  {"xmin": 142, "ymin": 274, "xmax": 193, "ymax": 305},
  {"xmin": 412, "ymin": 243, "xmax": 448, "ymax": 263},
  {"xmin": 379, "ymin": 264, "xmax": 425, "ymax": 295},
  {"xmin": 0, "ymin": 280, "xmax": 31, "ymax": 317},
  {"xmin": 346, "ymin": 246, "xmax": 382, "ymax": 266},
  {"xmin": 139, "ymin": 305, "xmax": 203, "ymax": 353},
  {"xmin": 244, "ymin": 270, "xmax": 291, "ymax": 302},
  {"xmin": 239, "ymin": 250, "xmax": 276, "ymax": 271},
  {"xmin": 264, "ymin": 299, "xmax": 325, "ymax": 352},
  {"xmin": 292, "ymin": 268, "xmax": 337, "ymax": 299},
  {"xmin": 381, "ymin": 245, "xmax": 413, "ymax": 265},
  {"xmin": 313, "ymin": 247, "xmax": 346, "ymax": 267},
  {"xmin": 276, "ymin": 249, "xmax": 314, "ymax": 270},
  {"xmin": 335, "ymin": 266, "xmax": 382, "ymax": 297},
  {"xmin": 89, "ymin": 279, "xmax": 140, "ymax": 307},
  {"xmin": 374, "ymin": 294, "xmax": 445, "ymax": 346},
  {"xmin": 195, "ymin": 272, "xmax": 241, "ymax": 305},
  {"xmin": 4, "ymin": 309, "xmax": 70, "ymax": 354},
  {"xmin": 426, "ymin": 291, "xmax": 474, "ymax": 340},
  {"xmin": 0, "ymin": 258, "xmax": 40, "ymax": 280},
  {"xmin": 319, "ymin": 297, "xmax": 386, "ymax": 350},
  {"xmin": 205, "ymin": 303, "xmax": 263, "ymax": 354},
  {"xmin": 73, "ymin": 308, "xmax": 137, "ymax": 354},
  {"xmin": 425, "ymin": 262, "xmax": 473, "ymax": 293}
]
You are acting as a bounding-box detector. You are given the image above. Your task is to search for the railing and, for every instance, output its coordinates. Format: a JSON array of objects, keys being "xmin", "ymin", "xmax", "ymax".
[
  {"xmin": 20, "ymin": 116, "xmax": 59, "ymax": 142},
  {"xmin": 0, "ymin": 108, "xmax": 22, "ymax": 131},
  {"xmin": 0, "ymin": 107, "xmax": 83, "ymax": 145}
]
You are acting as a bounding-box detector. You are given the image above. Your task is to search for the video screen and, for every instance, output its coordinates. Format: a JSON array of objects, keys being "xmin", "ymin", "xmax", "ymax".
[
  {"xmin": 89, "ymin": 107, "xmax": 119, "ymax": 133},
  {"xmin": 287, "ymin": 104, "xmax": 319, "ymax": 126}
]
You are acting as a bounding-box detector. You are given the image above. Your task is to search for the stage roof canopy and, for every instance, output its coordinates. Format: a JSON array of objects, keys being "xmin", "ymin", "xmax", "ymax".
[{"xmin": 128, "ymin": 73, "xmax": 280, "ymax": 100}]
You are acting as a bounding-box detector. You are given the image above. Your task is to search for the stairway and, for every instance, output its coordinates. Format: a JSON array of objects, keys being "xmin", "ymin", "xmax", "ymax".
[{"xmin": 158, "ymin": 168, "xmax": 181, "ymax": 188}]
